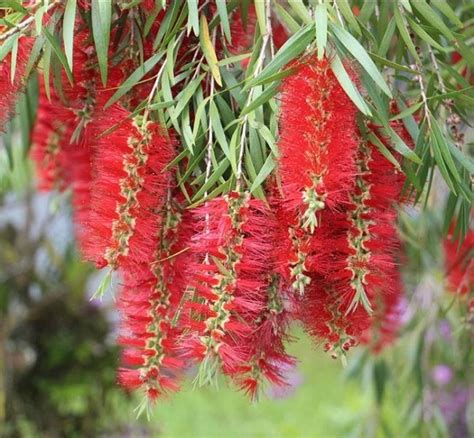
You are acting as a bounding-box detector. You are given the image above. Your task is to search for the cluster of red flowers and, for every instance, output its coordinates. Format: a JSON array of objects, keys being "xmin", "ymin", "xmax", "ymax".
[
  {"xmin": 277, "ymin": 56, "xmax": 408, "ymax": 355},
  {"xmin": 2, "ymin": 3, "xmax": 421, "ymax": 405}
]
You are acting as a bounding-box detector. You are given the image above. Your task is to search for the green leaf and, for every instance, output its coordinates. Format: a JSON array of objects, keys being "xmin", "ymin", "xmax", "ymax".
[
  {"xmin": 186, "ymin": 0, "xmax": 199, "ymax": 36},
  {"xmin": 456, "ymin": 41, "xmax": 474, "ymax": 68},
  {"xmin": 35, "ymin": 4, "xmax": 46, "ymax": 35},
  {"xmin": 448, "ymin": 143, "xmax": 474, "ymax": 175},
  {"xmin": 0, "ymin": 33, "xmax": 18, "ymax": 62},
  {"xmin": 335, "ymin": 0, "xmax": 361, "ymax": 35},
  {"xmin": 217, "ymin": 52, "xmax": 251, "ymax": 67},
  {"xmin": 199, "ymin": 14, "xmax": 222, "ymax": 86},
  {"xmin": 274, "ymin": 2, "xmax": 299, "ymax": 33},
  {"xmin": 192, "ymin": 159, "xmax": 230, "ymax": 201},
  {"xmin": 369, "ymin": 51, "xmax": 418, "ymax": 74},
  {"xmin": 378, "ymin": 17, "xmax": 396, "ymax": 57},
  {"xmin": 389, "ymin": 102, "xmax": 423, "ymax": 121},
  {"xmin": 406, "ymin": 17, "xmax": 447, "ymax": 53},
  {"xmin": 63, "ymin": 0, "xmax": 77, "ymax": 71},
  {"xmin": 9, "ymin": 35, "xmax": 17, "ymax": 83},
  {"xmin": 315, "ymin": 4, "xmax": 327, "ymax": 60},
  {"xmin": 0, "ymin": 1, "xmax": 27, "ymax": 13},
  {"xmin": 216, "ymin": 0, "xmax": 231, "ymax": 42},
  {"xmin": 240, "ymin": 82, "xmax": 278, "ymax": 116},
  {"xmin": 171, "ymin": 75, "xmax": 204, "ymax": 122},
  {"xmin": 255, "ymin": 0, "xmax": 267, "ymax": 33},
  {"xmin": 24, "ymin": 34, "xmax": 45, "ymax": 78},
  {"xmin": 210, "ymin": 100, "xmax": 230, "ymax": 158},
  {"xmin": 430, "ymin": 137, "xmax": 456, "ymax": 193},
  {"xmin": 367, "ymin": 132, "xmax": 401, "ymax": 170},
  {"xmin": 250, "ymin": 154, "xmax": 275, "ymax": 193},
  {"xmin": 43, "ymin": 28, "xmax": 73, "ymax": 84},
  {"xmin": 331, "ymin": 23, "xmax": 392, "ymax": 98},
  {"xmin": 288, "ymin": 0, "xmax": 312, "ymax": 25},
  {"xmin": 427, "ymin": 86, "xmax": 474, "ymax": 102},
  {"xmin": 90, "ymin": 270, "xmax": 112, "ymax": 301},
  {"xmin": 105, "ymin": 51, "xmax": 165, "ymax": 108},
  {"xmin": 411, "ymin": 0, "xmax": 455, "ymax": 41},
  {"xmin": 91, "ymin": 0, "xmax": 111, "ymax": 86},
  {"xmin": 330, "ymin": 55, "xmax": 371, "ymax": 116},
  {"xmin": 383, "ymin": 123, "xmax": 421, "ymax": 163},
  {"xmin": 431, "ymin": 118, "xmax": 461, "ymax": 183},
  {"xmin": 246, "ymin": 24, "xmax": 314, "ymax": 89},
  {"xmin": 393, "ymin": 5, "xmax": 420, "ymax": 63}
]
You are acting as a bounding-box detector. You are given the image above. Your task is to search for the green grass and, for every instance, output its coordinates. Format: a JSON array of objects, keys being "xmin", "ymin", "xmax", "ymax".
[{"xmin": 145, "ymin": 331, "xmax": 373, "ymax": 438}]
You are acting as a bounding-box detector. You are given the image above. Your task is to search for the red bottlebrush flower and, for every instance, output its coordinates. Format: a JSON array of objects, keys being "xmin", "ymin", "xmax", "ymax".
[
  {"xmin": 299, "ymin": 136, "xmax": 406, "ymax": 354},
  {"xmin": 30, "ymin": 81, "xmax": 74, "ymax": 191},
  {"xmin": 117, "ymin": 197, "xmax": 192, "ymax": 400},
  {"xmin": 82, "ymin": 106, "xmax": 175, "ymax": 270},
  {"xmin": 278, "ymin": 55, "xmax": 358, "ymax": 219},
  {"xmin": 277, "ymin": 55, "xmax": 359, "ymax": 293},
  {"xmin": 444, "ymin": 224, "xmax": 474, "ymax": 295},
  {"xmin": 30, "ymin": 77, "xmax": 94, "ymax": 253},
  {"xmin": 235, "ymin": 274, "xmax": 296, "ymax": 400},
  {"xmin": 0, "ymin": 36, "xmax": 33, "ymax": 131},
  {"xmin": 181, "ymin": 192, "xmax": 293, "ymax": 395}
]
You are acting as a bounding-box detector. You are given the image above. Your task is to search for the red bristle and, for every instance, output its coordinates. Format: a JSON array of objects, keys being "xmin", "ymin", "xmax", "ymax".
[
  {"xmin": 0, "ymin": 36, "xmax": 33, "ymax": 131},
  {"xmin": 181, "ymin": 192, "xmax": 294, "ymax": 397},
  {"xmin": 299, "ymin": 134, "xmax": 407, "ymax": 353},
  {"xmin": 117, "ymin": 199, "xmax": 192, "ymax": 400},
  {"xmin": 277, "ymin": 55, "xmax": 359, "ymax": 294},
  {"xmin": 82, "ymin": 107, "xmax": 175, "ymax": 270},
  {"xmin": 117, "ymin": 368, "xmax": 142, "ymax": 391},
  {"xmin": 444, "ymin": 223, "xmax": 473, "ymax": 295}
]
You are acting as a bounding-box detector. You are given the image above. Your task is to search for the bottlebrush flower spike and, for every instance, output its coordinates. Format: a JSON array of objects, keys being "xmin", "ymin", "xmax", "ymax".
[
  {"xmin": 277, "ymin": 55, "xmax": 358, "ymax": 293},
  {"xmin": 235, "ymin": 274, "xmax": 296, "ymax": 400},
  {"xmin": 30, "ymin": 79, "xmax": 94, "ymax": 253},
  {"xmin": 300, "ymin": 135, "xmax": 406, "ymax": 355},
  {"xmin": 30, "ymin": 82, "xmax": 74, "ymax": 191},
  {"xmin": 0, "ymin": 35, "xmax": 33, "ymax": 131},
  {"xmin": 82, "ymin": 107, "xmax": 175, "ymax": 270},
  {"xmin": 444, "ymin": 224, "xmax": 473, "ymax": 295},
  {"xmin": 118, "ymin": 197, "xmax": 192, "ymax": 400},
  {"xmin": 180, "ymin": 192, "xmax": 292, "ymax": 393}
]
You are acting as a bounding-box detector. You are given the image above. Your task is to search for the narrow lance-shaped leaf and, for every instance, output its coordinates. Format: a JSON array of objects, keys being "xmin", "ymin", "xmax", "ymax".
[
  {"xmin": 63, "ymin": 0, "xmax": 77, "ymax": 72},
  {"xmin": 330, "ymin": 55, "xmax": 372, "ymax": 116},
  {"xmin": 216, "ymin": 0, "xmax": 231, "ymax": 42},
  {"xmin": 315, "ymin": 3, "xmax": 327, "ymax": 60},
  {"xmin": 43, "ymin": 28, "xmax": 74, "ymax": 84},
  {"xmin": 335, "ymin": 0, "xmax": 361, "ymax": 35},
  {"xmin": 199, "ymin": 14, "xmax": 222, "ymax": 86},
  {"xmin": 330, "ymin": 23, "xmax": 392, "ymax": 98},
  {"xmin": 105, "ymin": 51, "xmax": 165, "ymax": 108},
  {"xmin": 91, "ymin": 0, "xmax": 111, "ymax": 86},
  {"xmin": 186, "ymin": 0, "xmax": 199, "ymax": 36}
]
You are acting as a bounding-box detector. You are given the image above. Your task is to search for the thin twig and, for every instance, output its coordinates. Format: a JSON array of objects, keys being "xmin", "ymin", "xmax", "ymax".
[
  {"xmin": 0, "ymin": 1, "xmax": 60, "ymax": 42},
  {"xmin": 427, "ymin": 46, "xmax": 446, "ymax": 94}
]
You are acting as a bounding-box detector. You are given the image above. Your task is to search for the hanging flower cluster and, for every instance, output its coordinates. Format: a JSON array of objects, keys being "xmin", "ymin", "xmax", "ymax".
[
  {"xmin": 277, "ymin": 56, "xmax": 409, "ymax": 356},
  {"xmin": 25, "ymin": 51, "xmax": 409, "ymax": 403},
  {"xmin": 1, "ymin": 0, "xmax": 419, "ymax": 407}
]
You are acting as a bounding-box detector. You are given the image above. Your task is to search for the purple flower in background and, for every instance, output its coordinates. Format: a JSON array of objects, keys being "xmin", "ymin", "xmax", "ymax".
[
  {"xmin": 434, "ymin": 385, "xmax": 472, "ymax": 438},
  {"xmin": 432, "ymin": 364, "xmax": 453, "ymax": 386},
  {"xmin": 438, "ymin": 320, "xmax": 452, "ymax": 342},
  {"xmin": 267, "ymin": 367, "xmax": 303, "ymax": 400}
]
